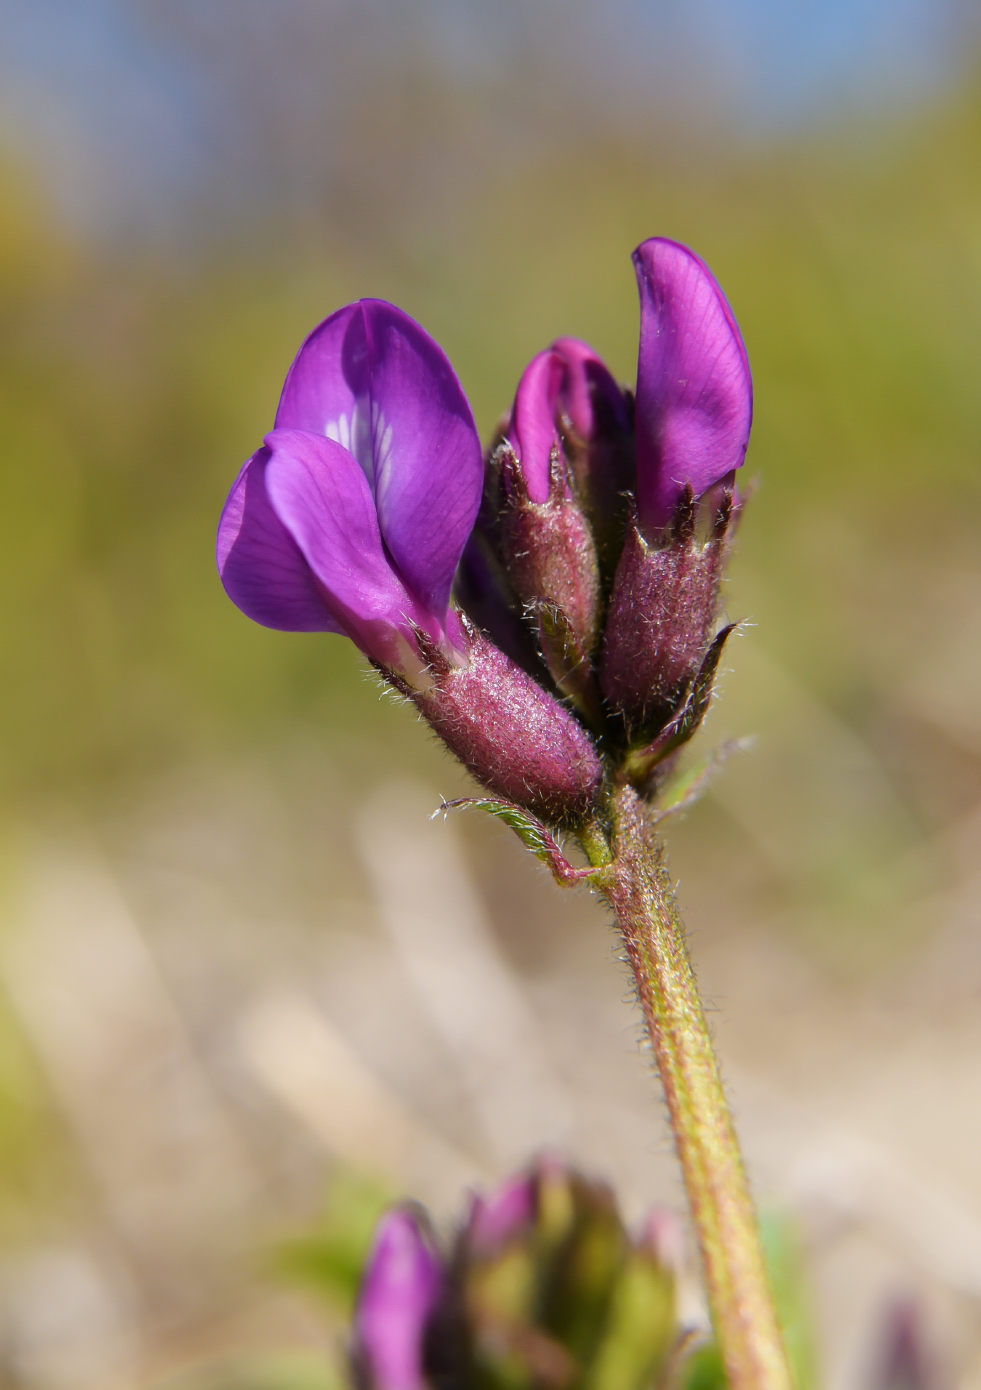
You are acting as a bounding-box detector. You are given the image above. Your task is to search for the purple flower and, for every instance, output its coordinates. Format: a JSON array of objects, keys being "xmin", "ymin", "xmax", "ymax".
[
  {"xmin": 632, "ymin": 237, "xmax": 752, "ymax": 534},
  {"xmin": 584, "ymin": 239, "xmax": 752, "ymax": 737},
  {"xmin": 501, "ymin": 241, "xmax": 750, "ymax": 544},
  {"xmin": 467, "ymin": 338, "xmax": 633, "ymax": 716},
  {"xmin": 217, "ymin": 297, "xmax": 604, "ymax": 823},
  {"xmin": 466, "ymin": 1172, "xmax": 536, "ymax": 1254},
  {"xmin": 353, "ymin": 1207, "xmax": 443, "ymax": 1390},
  {"xmin": 217, "ymin": 299, "xmax": 483, "ymax": 674}
]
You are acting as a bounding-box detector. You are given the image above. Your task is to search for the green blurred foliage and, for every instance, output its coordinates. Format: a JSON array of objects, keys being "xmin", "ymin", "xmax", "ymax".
[
  {"xmin": 149, "ymin": 1350, "xmax": 343, "ymax": 1390},
  {"xmin": 278, "ymin": 1170, "xmax": 395, "ymax": 1317},
  {"xmin": 0, "ymin": 72, "xmax": 979, "ymax": 805},
  {"xmin": 758, "ymin": 1213, "xmax": 819, "ymax": 1390}
]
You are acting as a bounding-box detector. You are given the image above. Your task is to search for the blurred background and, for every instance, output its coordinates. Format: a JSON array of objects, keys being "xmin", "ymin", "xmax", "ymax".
[{"xmin": 1, "ymin": 1, "xmax": 981, "ymax": 1387}]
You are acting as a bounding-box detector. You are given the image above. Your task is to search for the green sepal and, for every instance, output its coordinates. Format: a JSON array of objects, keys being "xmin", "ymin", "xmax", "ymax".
[{"xmin": 537, "ymin": 1174, "xmax": 628, "ymax": 1370}]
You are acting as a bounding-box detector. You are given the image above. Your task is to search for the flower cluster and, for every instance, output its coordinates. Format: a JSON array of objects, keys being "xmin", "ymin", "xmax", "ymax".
[
  {"xmin": 218, "ymin": 239, "xmax": 752, "ymax": 827},
  {"xmin": 350, "ymin": 1159, "xmax": 682, "ymax": 1390}
]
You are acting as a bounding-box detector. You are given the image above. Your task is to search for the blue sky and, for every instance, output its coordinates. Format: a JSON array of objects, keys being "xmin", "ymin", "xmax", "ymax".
[{"xmin": 0, "ymin": 0, "xmax": 977, "ymax": 238}]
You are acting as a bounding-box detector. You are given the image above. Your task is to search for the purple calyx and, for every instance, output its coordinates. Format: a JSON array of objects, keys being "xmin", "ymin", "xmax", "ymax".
[{"xmin": 217, "ymin": 299, "xmax": 483, "ymax": 672}]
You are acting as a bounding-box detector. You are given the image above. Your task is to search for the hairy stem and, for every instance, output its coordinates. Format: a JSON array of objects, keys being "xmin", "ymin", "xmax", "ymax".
[{"xmin": 584, "ymin": 784, "xmax": 793, "ymax": 1390}]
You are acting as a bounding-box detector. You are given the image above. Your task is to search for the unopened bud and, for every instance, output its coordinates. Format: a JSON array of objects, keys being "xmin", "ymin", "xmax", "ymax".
[
  {"xmin": 547, "ymin": 337, "xmax": 635, "ymax": 575},
  {"xmin": 498, "ymin": 440, "xmax": 601, "ymax": 657},
  {"xmin": 637, "ymin": 1206, "xmax": 686, "ymax": 1274},
  {"xmin": 501, "ymin": 339, "xmax": 631, "ymax": 621},
  {"xmin": 351, "ymin": 1163, "xmax": 682, "ymax": 1390},
  {"xmin": 467, "ymin": 1174, "xmax": 537, "ymax": 1255},
  {"xmin": 352, "ymin": 1207, "xmax": 443, "ymax": 1390}
]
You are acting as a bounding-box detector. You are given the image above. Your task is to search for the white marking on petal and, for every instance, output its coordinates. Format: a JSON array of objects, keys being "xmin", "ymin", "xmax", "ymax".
[
  {"xmin": 323, "ymin": 405, "xmax": 376, "ymax": 490},
  {"xmin": 351, "ymin": 396, "xmax": 373, "ymax": 484}
]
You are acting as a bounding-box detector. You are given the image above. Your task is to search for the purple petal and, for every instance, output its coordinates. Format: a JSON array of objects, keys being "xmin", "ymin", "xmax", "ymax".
[
  {"xmin": 276, "ymin": 301, "xmax": 368, "ymax": 444},
  {"xmin": 360, "ymin": 301, "xmax": 483, "ymax": 616},
  {"xmin": 277, "ymin": 300, "xmax": 483, "ymax": 619},
  {"xmin": 632, "ymin": 238, "xmax": 753, "ymax": 533},
  {"xmin": 355, "ymin": 1208, "xmax": 443, "ymax": 1390},
  {"xmin": 263, "ymin": 427, "xmax": 432, "ymax": 667},
  {"xmin": 217, "ymin": 448, "xmax": 342, "ymax": 632},
  {"xmin": 508, "ymin": 349, "xmax": 561, "ymax": 503},
  {"xmin": 550, "ymin": 337, "xmax": 631, "ymax": 441},
  {"xmin": 468, "ymin": 1173, "xmax": 536, "ymax": 1253}
]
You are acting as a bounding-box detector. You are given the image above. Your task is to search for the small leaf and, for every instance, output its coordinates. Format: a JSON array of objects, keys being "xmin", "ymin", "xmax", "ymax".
[
  {"xmin": 277, "ymin": 1168, "xmax": 393, "ymax": 1314},
  {"xmin": 436, "ymin": 797, "xmax": 608, "ymax": 887}
]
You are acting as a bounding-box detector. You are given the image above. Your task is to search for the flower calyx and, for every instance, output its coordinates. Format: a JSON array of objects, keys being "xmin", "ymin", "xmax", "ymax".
[
  {"xmin": 493, "ymin": 439, "xmax": 604, "ymax": 716},
  {"xmin": 380, "ymin": 614, "xmax": 606, "ymax": 829},
  {"xmin": 601, "ymin": 484, "xmax": 737, "ymax": 747}
]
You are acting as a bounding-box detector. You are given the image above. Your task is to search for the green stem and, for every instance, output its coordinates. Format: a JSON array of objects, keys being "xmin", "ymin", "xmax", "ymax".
[{"xmin": 584, "ymin": 784, "xmax": 793, "ymax": 1390}]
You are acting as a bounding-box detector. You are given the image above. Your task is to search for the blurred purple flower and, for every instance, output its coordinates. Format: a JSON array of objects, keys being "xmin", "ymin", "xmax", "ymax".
[
  {"xmin": 467, "ymin": 1172, "xmax": 536, "ymax": 1253},
  {"xmin": 632, "ymin": 237, "xmax": 752, "ymax": 533},
  {"xmin": 217, "ymin": 299, "xmax": 483, "ymax": 673},
  {"xmin": 353, "ymin": 1207, "xmax": 443, "ymax": 1390}
]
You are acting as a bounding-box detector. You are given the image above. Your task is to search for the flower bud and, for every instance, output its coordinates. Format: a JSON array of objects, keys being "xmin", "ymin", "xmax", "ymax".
[
  {"xmin": 600, "ymin": 488, "xmax": 732, "ymax": 738},
  {"xmin": 636, "ymin": 1205, "xmax": 685, "ymax": 1274},
  {"xmin": 352, "ymin": 1207, "xmax": 443, "ymax": 1390},
  {"xmin": 384, "ymin": 616, "xmax": 604, "ymax": 826},
  {"xmin": 458, "ymin": 1158, "xmax": 678, "ymax": 1390},
  {"xmin": 503, "ymin": 340, "xmax": 632, "ymax": 605},
  {"xmin": 873, "ymin": 1299, "xmax": 934, "ymax": 1390},
  {"xmin": 466, "ymin": 1173, "xmax": 537, "ymax": 1255},
  {"xmin": 546, "ymin": 337, "xmax": 635, "ymax": 573},
  {"xmin": 497, "ymin": 440, "xmax": 601, "ymax": 659}
]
